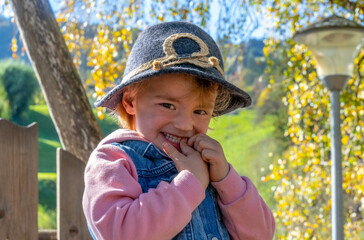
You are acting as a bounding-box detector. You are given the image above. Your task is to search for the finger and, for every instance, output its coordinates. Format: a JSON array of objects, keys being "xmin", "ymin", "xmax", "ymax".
[
  {"xmin": 187, "ymin": 133, "xmax": 208, "ymax": 146},
  {"xmin": 201, "ymin": 148, "xmax": 219, "ymax": 162},
  {"xmin": 187, "ymin": 135, "xmax": 197, "ymax": 147},
  {"xmin": 163, "ymin": 142, "xmax": 185, "ymax": 162},
  {"xmin": 187, "ymin": 134, "xmax": 207, "ymax": 150},
  {"xmin": 180, "ymin": 139, "xmax": 198, "ymax": 156},
  {"xmin": 194, "ymin": 137, "xmax": 218, "ymax": 153}
]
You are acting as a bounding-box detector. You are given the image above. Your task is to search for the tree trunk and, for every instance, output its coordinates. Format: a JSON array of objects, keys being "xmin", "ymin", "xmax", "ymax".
[{"xmin": 9, "ymin": 0, "xmax": 103, "ymax": 163}]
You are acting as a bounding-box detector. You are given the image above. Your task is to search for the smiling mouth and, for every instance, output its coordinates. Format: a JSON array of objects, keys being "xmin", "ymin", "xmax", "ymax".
[{"xmin": 163, "ymin": 133, "xmax": 185, "ymax": 144}]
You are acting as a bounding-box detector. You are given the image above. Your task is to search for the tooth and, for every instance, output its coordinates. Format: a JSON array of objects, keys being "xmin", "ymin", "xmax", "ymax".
[{"xmin": 164, "ymin": 133, "xmax": 182, "ymax": 143}]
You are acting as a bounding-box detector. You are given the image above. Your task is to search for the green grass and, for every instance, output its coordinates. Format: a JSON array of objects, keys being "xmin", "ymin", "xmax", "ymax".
[
  {"xmin": 28, "ymin": 105, "xmax": 59, "ymax": 140},
  {"xmin": 38, "ymin": 172, "xmax": 57, "ymax": 181},
  {"xmin": 38, "ymin": 138, "xmax": 61, "ymax": 172},
  {"xmin": 28, "ymin": 105, "xmax": 60, "ymax": 173},
  {"xmin": 209, "ymin": 110, "xmax": 276, "ymax": 180}
]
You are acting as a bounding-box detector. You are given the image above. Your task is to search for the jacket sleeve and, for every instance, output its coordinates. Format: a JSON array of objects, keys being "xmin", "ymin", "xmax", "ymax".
[
  {"xmin": 82, "ymin": 144, "xmax": 205, "ymax": 240},
  {"xmin": 211, "ymin": 165, "xmax": 275, "ymax": 240}
]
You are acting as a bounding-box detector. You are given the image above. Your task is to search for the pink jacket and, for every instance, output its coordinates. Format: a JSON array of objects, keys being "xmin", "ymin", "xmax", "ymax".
[{"xmin": 83, "ymin": 129, "xmax": 275, "ymax": 239}]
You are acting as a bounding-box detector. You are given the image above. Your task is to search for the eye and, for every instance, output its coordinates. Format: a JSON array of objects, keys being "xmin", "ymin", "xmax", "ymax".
[
  {"xmin": 194, "ymin": 109, "xmax": 208, "ymax": 115},
  {"xmin": 160, "ymin": 103, "xmax": 176, "ymax": 110}
]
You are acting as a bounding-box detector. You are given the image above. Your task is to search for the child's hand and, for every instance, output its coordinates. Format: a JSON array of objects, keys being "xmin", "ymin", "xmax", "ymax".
[
  {"xmin": 187, "ymin": 134, "xmax": 230, "ymax": 182},
  {"xmin": 163, "ymin": 140, "xmax": 209, "ymax": 190}
]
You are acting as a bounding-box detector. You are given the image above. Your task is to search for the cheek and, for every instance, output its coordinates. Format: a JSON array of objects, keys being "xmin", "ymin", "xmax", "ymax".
[
  {"xmin": 195, "ymin": 118, "xmax": 212, "ymax": 133},
  {"xmin": 135, "ymin": 111, "xmax": 167, "ymax": 129}
]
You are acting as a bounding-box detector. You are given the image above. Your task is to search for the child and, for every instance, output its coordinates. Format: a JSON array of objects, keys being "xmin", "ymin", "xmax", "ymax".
[{"xmin": 83, "ymin": 21, "xmax": 275, "ymax": 240}]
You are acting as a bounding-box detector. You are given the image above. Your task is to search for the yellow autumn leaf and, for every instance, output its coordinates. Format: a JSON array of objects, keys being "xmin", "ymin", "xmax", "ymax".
[
  {"xmin": 342, "ymin": 135, "xmax": 349, "ymax": 145},
  {"xmin": 11, "ymin": 37, "xmax": 18, "ymax": 52}
]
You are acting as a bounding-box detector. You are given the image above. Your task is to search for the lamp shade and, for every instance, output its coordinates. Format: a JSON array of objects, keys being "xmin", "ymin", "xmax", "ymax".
[{"xmin": 293, "ymin": 16, "xmax": 364, "ymax": 79}]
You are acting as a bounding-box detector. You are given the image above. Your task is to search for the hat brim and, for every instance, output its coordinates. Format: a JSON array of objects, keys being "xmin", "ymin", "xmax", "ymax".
[{"xmin": 94, "ymin": 63, "xmax": 251, "ymax": 116}]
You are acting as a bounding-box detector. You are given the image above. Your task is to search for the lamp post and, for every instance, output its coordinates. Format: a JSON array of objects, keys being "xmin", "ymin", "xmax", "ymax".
[{"xmin": 292, "ymin": 15, "xmax": 364, "ymax": 240}]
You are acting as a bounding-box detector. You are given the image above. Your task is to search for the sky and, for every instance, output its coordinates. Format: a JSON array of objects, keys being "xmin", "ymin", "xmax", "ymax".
[
  {"xmin": 0, "ymin": 0, "xmax": 269, "ymax": 41},
  {"xmin": 0, "ymin": 0, "xmax": 62, "ymax": 18}
]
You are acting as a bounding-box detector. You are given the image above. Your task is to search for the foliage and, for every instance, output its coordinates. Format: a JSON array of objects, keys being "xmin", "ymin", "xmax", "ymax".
[
  {"xmin": 256, "ymin": 1, "xmax": 364, "ymax": 239},
  {"xmin": 39, "ymin": 173, "xmax": 57, "ymax": 210},
  {"xmin": 0, "ymin": 59, "xmax": 39, "ymax": 124},
  {"xmin": 38, "ymin": 204, "xmax": 57, "ymax": 229},
  {"xmin": 0, "ymin": 77, "xmax": 11, "ymax": 119},
  {"xmin": 38, "ymin": 172, "xmax": 57, "ymax": 229}
]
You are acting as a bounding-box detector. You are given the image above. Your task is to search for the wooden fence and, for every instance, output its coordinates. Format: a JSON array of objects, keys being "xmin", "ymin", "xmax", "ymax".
[{"xmin": 0, "ymin": 119, "xmax": 92, "ymax": 240}]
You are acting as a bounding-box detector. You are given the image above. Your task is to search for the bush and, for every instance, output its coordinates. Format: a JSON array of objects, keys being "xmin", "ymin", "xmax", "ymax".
[
  {"xmin": 39, "ymin": 177, "xmax": 56, "ymax": 210},
  {"xmin": 0, "ymin": 59, "xmax": 40, "ymax": 124},
  {"xmin": 38, "ymin": 204, "xmax": 56, "ymax": 229},
  {"xmin": 0, "ymin": 79, "xmax": 11, "ymax": 119},
  {"xmin": 38, "ymin": 173, "xmax": 57, "ymax": 229}
]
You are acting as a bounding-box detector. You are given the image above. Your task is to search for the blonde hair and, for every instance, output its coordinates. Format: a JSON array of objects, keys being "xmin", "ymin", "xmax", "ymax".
[{"xmin": 115, "ymin": 75, "xmax": 231, "ymax": 130}]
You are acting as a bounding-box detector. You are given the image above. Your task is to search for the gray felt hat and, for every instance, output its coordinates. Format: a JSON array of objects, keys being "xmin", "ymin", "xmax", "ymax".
[{"xmin": 94, "ymin": 21, "xmax": 251, "ymax": 115}]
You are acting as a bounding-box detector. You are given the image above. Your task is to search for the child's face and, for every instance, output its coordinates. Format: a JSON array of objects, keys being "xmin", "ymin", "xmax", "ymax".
[{"xmin": 123, "ymin": 73, "xmax": 217, "ymax": 152}]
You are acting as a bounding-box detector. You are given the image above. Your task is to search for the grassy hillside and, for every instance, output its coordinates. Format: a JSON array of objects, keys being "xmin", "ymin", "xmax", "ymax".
[{"xmin": 209, "ymin": 111, "xmax": 276, "ymax": 181}]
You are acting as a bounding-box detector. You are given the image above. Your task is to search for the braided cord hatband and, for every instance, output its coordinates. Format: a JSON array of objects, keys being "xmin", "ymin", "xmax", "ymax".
[{"xmin": 123, "ymin": 33, "xmax": 225, "ymax": 82}]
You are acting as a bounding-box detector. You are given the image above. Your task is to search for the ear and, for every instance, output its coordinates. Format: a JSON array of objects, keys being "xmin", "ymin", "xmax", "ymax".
[{"xmin": 122, "ymin": 90, "xmax": 136, "ymax": 115}]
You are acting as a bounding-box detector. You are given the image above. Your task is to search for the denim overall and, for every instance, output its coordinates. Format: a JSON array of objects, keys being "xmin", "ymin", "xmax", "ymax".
[
  {"xmin": 118, "ymin": 140, "xmax": 230, "ymax": 240},
  {"xmin": 88, "ymin": 140, "xmax": 230, "ymax": 240}
]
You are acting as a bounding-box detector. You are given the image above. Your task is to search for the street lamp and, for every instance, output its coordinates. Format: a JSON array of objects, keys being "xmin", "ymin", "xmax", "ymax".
[{"xmin": 292, "ymin": 15, "xmax": 364, "ymax": 240}]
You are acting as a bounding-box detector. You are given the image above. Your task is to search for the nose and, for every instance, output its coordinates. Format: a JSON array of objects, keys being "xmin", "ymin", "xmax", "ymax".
[{"xmin": 173, "ymin": 110, "xmax": 193, "ymax": 132}]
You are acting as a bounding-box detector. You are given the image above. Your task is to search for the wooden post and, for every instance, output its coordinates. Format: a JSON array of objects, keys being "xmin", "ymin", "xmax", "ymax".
[
  {"xmin": 57, "ymin": 148, "xmax": 93, "ymax": 240},
  {"xmin": 0, "ymin": 119, "xmax": 38, "ymax": 239}
]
